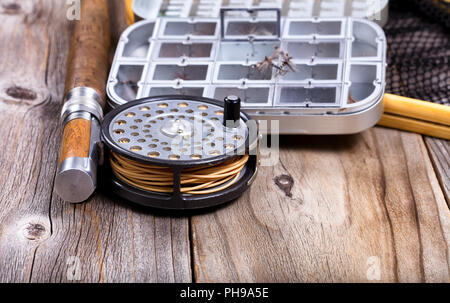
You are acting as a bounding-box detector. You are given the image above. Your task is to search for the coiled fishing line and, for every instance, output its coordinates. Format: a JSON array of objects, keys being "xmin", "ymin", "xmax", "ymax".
[{"xmin": 100, "ymin": 95, "xmax": 258, "ymax": 210}]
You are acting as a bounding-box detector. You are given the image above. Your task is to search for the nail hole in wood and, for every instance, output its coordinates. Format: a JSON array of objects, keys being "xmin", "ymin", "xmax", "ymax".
[{"xmin": 274, "ymin": 174, "xmax": 294, "ymax": 198}]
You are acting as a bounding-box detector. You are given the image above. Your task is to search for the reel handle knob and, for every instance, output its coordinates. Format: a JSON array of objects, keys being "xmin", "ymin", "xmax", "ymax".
[{"xmin": 223, "ymin": 95, "xmax": 241, "ymax": 128}]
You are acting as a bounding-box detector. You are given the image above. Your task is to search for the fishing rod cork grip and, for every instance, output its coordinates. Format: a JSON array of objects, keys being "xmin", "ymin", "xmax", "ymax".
[{"xmin": 55, "ymin": 0, "xmax": 110, "ymax": 203}]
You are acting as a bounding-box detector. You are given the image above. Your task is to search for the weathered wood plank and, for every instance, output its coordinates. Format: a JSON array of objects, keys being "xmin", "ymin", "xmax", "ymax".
[
  {"xmin": 425, "ymin": 138, "xmax": 450, "ymax": 207},
  {"xmin": 0, "ymin": 0, "xmax": 65, "ymax": 282},
  {"xmin": 0, "ymin": 0, "xmax": 447, "ymax": 283},
  {"xmin": 191, "ymin": 128, "xmax": 450, "ymax": 282},
  {"xmin": 0, "ymin": 0, "xmax": 191, "ymax": 282},
  {"xmin": 30, "ymin": 195, "xmax": 191, "ymax": 282}
]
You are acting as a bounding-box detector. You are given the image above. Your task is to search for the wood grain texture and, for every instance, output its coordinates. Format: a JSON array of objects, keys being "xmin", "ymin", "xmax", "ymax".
[
  {"xmin": 59, "ymin": 118, "xmax": 91, "ymax": 163},
  {"xmin": 64, "ymin": 0, "xmax": 110, "ymax": 101},
  {"xmin": 29, "ymin": 196, "xmax": 191, "ymax": 282},
  {"xmin": 191, "ymin": 128, "xmax": 450, "ymax": 282},
  {"xmin": 0, "ymin": 0, "xmax": 448, "ymax": 283},
  {"xmin": 0, "ymin": 0, "xmax": 191, "ymax": 282},
  {"xmin": 425, "ymin": 137, "xmax": 450, "ymax": 207}
]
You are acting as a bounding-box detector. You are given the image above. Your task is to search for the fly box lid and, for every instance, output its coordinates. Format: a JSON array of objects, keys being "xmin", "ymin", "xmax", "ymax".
[
  {"xmin": 131, "ymin": 0, "xmax": 389, "ymax": 27},
  {"xmin": 107, "ymin": 7, "xmax": 387, "ymax": 134}
]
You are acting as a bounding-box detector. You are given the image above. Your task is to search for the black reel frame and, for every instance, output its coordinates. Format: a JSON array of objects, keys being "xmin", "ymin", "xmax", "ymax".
[{"xmin": 100, "ymin": 95, "xmax": 258, "ymax": 210}]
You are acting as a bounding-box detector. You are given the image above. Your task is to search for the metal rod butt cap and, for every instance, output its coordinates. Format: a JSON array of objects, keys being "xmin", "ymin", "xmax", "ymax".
[{"xmin": 55, "ymin": 157, "xmax": 97, "ymax": 203}]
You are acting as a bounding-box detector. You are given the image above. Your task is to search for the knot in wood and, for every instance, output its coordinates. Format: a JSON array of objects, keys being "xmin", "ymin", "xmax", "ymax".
[
  {"xmin": 1, "ymin": 3, "xmax": 22, "ymax": 14},
  {"xmin": 6, "ymin": 86, "xmax": 37, "ymax": 101},
  {"xmin": 23, "ymin": 222, "xmax": 49, "ymax": 241}
]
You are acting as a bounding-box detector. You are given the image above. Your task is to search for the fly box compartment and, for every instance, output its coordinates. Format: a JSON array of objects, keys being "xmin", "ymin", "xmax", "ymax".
[{"xmin": 107, "ymin": 8, "xmax": 386, "ymax": 134}]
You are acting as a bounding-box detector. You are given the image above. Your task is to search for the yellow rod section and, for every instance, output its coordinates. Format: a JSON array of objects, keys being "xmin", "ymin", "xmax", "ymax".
[
  {"xmin": 383, "ymin": 93, "xmax": 450, "ymax": 126},
  {"xmin": 124, "ymin": 0, "xmax": 134, "ymax": 25},
  {"xmin": 378, "ymin": 113, "xmax": 450, "ymax": 140}
]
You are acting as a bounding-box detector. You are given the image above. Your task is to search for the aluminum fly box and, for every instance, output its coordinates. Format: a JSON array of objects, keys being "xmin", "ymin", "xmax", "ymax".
[{"xmin": 107, "ymin": 7, "xmax": 387, "ymax": 134}]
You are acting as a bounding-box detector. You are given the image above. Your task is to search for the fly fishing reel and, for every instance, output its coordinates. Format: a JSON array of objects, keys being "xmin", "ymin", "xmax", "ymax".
[{"xmin": 101, "ymin": 95, "xmax": 258, "ymax": 210}]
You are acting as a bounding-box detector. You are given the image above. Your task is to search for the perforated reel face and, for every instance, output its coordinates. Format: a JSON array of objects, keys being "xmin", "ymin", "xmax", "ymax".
[{"xmin": 107, "ymin": 98, "xmax": 249, "ymax": 163}]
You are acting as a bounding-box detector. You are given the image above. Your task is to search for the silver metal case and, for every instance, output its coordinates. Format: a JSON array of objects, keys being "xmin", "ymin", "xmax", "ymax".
[{"xmin": 107, "ymin": 9, "xmax": 387, "ymax": 134}]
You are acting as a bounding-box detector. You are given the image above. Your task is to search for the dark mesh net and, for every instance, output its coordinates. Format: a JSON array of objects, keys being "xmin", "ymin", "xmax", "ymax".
[{"xmin": 385, "ymin": 0, "xmax": 450, "ymax": 105}]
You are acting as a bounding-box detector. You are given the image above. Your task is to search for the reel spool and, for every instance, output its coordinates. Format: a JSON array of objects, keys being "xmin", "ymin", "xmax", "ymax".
[{"xmin": 101, "ymin": 95, "xmax": 258, "ymax": 210}]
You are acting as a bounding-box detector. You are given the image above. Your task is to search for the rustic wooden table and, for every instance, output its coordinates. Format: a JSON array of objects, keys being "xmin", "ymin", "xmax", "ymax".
[{"xmin": 0, "ymin": 1, "xmax": 448, "ymax": 283}]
